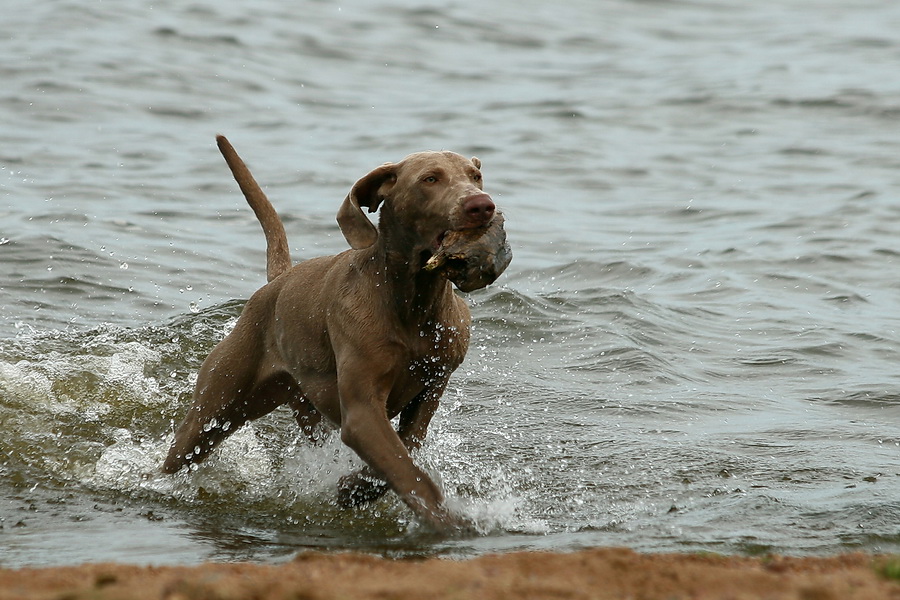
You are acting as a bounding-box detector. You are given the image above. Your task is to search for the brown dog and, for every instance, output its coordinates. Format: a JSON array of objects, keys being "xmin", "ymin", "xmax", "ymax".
[{"xmin": 163, "ymin": 135, "xmax": 504, "ymax": 532}]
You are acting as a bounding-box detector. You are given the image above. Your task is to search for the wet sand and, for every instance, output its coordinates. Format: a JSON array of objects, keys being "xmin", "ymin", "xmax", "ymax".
[{"xmin": 3, "ymin": 548, "xmax": 900, "ymax": 600}]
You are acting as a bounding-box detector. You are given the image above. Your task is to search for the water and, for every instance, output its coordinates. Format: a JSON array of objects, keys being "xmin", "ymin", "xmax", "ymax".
[{"xmin": 3, "ymin": 0, "xmax": 900, "ymax": 567}]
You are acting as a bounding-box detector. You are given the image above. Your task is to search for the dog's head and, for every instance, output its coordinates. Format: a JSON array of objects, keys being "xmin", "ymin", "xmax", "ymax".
[{"xmin": 337, "ymin": 151, "xmax": 495, "ymax": 257}]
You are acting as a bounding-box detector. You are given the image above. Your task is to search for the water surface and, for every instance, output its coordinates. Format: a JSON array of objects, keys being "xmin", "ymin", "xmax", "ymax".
[{"xmin": 3, "ymin": 0, "xmax": 900, "ymax": 567}]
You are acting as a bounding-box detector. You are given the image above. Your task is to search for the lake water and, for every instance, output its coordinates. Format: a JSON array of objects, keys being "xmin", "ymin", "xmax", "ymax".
[{"xmin": 3, "ymin": 0, "xmax": 900, "ymax": 568}]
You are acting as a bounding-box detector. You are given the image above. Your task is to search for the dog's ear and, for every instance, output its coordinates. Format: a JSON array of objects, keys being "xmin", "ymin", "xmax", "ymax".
[
  {"xmin": 337, "ymin": 163, "xmax": 397, "ymax": 249},
  {"xmin": 471, "ymin": 157, "xmax": 481, "ymax": 169}
]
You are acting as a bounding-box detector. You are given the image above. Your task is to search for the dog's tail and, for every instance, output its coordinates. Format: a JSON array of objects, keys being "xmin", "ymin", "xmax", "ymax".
[{"xmin": 216, "ymin": 135, "xmax": 292, "ymax": 282}]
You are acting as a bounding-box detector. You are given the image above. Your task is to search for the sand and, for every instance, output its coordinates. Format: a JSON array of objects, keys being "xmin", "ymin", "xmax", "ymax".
[{"xmin": 3, "ymin": 548, "xmax": 900, "ymax": 600}]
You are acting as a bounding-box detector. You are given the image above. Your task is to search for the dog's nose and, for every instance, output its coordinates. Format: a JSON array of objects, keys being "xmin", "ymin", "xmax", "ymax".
[{"xmin": 462, "ymin": 193, "xmax": 495, "ymax": 227}]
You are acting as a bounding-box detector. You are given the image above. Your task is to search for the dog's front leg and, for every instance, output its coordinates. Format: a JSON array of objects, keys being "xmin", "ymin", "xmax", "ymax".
[
  {"xmin": 337, "ymin": 376, "xmax": 462, "ymax": 532},
  {"xmin": 395, "ymin": 381, "xmax": 445, "ymax": 448},
  {"xmin": 337, "ymin": 383, "xmax": 445, "ymax": 507}
]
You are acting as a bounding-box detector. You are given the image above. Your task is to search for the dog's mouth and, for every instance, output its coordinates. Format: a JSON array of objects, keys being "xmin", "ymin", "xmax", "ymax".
[
  {"xmin": 434, "ymin": 230, "xmax": 448, "ymax": 250},
  {"xmin": 420, "ymin": 249, "xmax": 468, "ymax": 274},
  {"xmin": 418, "ymin": 231, "xmax": 449, "ymax": 270}
]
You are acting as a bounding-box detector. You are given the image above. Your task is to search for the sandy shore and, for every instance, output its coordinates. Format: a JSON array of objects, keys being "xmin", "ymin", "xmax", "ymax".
[{"xmin": 3, "ymin": 548, "xmax": 900, "ymax": 600}]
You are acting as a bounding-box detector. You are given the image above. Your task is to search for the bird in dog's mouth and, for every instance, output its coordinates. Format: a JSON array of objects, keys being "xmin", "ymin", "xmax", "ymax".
[{"xmin": 424, "ymin": 212, "xmax": 512, "ymax": 292}]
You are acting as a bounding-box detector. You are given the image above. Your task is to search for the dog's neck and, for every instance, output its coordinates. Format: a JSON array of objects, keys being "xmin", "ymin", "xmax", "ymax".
[
  {"xmin": 364, "ymin": 214, "xmax": 454, "ymax": 325},
  {"xmin": 378, "ymin": 246, "xmax": 452, "ymax": 324}
]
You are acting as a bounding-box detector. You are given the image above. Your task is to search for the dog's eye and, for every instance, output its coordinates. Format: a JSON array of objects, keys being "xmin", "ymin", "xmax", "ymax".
[{"xmin": 422, "ymin": 175, "xmax": 438, "ymax": 184}]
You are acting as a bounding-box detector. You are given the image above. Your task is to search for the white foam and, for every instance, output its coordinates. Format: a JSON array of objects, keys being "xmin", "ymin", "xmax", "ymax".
[{"xmin": 0, "ymin": 359, "xmax": 56, "ymax": 409}]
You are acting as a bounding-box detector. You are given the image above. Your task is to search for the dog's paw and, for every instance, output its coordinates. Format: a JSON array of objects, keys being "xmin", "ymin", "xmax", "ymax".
[
  {"xmin": 431, "ymin": 509, "xmax": 480, "ymax": 538},
  {"xmin": 337, "ymin": 470, "xmax": 389, "ymax": 508},
  {"xmin": 409, "ymin": 506, "xmax": 479, "ymax": 539}
]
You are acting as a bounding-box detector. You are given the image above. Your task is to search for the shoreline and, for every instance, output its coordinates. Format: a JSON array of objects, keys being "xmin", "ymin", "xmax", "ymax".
[{"xmin": 3, "ymin": 548, "xmax": 900, "ymax": 600}]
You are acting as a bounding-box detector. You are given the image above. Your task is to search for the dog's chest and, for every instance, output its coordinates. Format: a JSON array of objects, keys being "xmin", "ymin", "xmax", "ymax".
[
  {"xmin": 400, "ymin": 320, "xmax": 468, "ymax": 384},
  {"xmin": 383, "ymin": 323, "xmax": 467, "ymax": 416}
]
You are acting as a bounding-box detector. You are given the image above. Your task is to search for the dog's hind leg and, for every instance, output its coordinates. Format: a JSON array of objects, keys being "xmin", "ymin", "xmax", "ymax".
[
  {"xmin": 162, "ymin": 317, "xmax": 292, "ymax": 473},
  {"xmin": 164, "ymin": 348, "xmax": 248, "ymax": 472},
  {"xmin": 162, "ymin": 368, "xmax": 302, "ymax": 473}
]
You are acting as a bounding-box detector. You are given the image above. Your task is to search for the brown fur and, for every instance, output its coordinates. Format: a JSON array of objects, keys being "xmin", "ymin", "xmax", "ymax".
[{"xmin": 163, "ymin": 135, "xmax": 497, "ymax": 532}]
